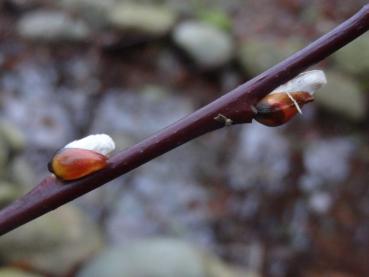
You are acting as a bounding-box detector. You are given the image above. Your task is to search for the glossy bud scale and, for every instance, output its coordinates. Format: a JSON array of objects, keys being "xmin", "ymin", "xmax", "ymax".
[
  {"xmin": 254, "ymin": 91, "xmax": 314, "ymax": 126},
  {"xmin": 48, "ymin": 134, "xmax": 115, "ymax": 181},
  {"xmin": 254, "ymin": 70, "xmax": 327, "ymax": 127},
  {"xmin": 48, "ymin": 148, "xmax": 107, "ymax": 181}
]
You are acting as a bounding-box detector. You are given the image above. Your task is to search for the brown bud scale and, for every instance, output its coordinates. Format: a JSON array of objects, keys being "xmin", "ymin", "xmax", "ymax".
[
  {"xmin": 254, "ymin": 91, "xmax": 314, "ymax": 127},
  {"xmin": 48, "ymin": 148, "xmax": 108, "ymax": 181}
]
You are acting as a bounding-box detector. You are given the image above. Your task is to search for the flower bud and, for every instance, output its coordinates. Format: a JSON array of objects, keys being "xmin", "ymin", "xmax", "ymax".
[
  {"xmin": 48, "ymin": 134, "xmax": 115, "ymax": 181},
  {"xmin": 254, "ymin": 91, "xmax": 314, "ymax": 126},
  {"xmin": 254, "ymin": 70, "xmax": 327, "ymax": 127}
]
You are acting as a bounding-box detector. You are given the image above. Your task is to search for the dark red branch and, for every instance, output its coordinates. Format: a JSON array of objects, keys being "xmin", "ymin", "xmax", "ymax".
[{"xmin": 1, "ymin": 5, "xmax": 369, "ymax": 235}]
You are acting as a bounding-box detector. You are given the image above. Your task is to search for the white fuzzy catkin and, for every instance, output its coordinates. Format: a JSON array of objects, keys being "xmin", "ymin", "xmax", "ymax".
[
  {"xmin": 271, "ymin": 70, "xmax": 327, "ymax": 95},
  {"xmin": 64, "ymin": 134, "xmax": 115, "ymax": 156},
  {"xmin": 270, "ymin": 70, "xmax": 327, "ymax": 114}
]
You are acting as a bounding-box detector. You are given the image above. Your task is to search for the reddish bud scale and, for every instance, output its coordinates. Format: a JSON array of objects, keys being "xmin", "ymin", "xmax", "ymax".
[
  {"xmin": 48, "ymin": 148, "xmax": 108, "ymax": 181},
  {"xmin": 254, "ymin": 91, "xmax": 314, "ymax": 127}
]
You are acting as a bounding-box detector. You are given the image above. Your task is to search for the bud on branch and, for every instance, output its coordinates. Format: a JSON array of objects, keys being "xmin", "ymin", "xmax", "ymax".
[{"xmin": 0, "ymin": 5, "xmax": 369, "ymax": 235}]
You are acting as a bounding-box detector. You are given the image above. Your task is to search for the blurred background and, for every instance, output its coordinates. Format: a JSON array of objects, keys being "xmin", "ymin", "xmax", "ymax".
[{"xmin": 0, "ymin": 0, "xmax": 369, "ymax": 276}]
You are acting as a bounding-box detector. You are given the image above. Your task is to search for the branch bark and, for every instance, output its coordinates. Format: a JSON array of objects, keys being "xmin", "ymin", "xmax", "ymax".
[{"xmin": 1, "ymin": 4, "xmax": 369, "ymax": 235}]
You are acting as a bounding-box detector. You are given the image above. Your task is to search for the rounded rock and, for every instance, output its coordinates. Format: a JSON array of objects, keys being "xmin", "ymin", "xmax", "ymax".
[
  {"xmin": 238, "ymin": 38, "xmax": 303, "ymax": 75},
  {"xmin": 0, "ymin": 268, "xmax": 41, "ymax": 277},
  {"xmin": 315, "ymin": 71, "xmax": 366, "ymax": 121},
  {"xmin": 78, "ymin": 238, "xmax": 257, "ymax": 277},
  {"xmin": 0, "ymin": 205, "xmax": 102, "ymax": 275},
  {"xmin": 333, "ymin": 35, "xmax": 369, "ymax": 76},
  {"xmin": 173, "ymin": 21, "xmax": 233, "ymax": 68},
  {"xmin": 0, "ymin": 120, "xmax": 26, "ymax": 151},
  {"xmin": 109, "ymin": 3, "xmax": 177, "ymax": 36},
  {"xmin": 17, "ymin": 10, "xmax": 90, "ymax": 42}
]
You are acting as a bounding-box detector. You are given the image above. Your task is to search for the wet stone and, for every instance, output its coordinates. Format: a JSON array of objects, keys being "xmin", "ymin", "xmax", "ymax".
[
  {"xmin": 58, "ymin": 0, "xmax": 115, "ymax": 28},
  {"xmin": 238, "ymin": 38, "xmax": 302, "ymax": 75},
  {"xmin": 0, "ymin": 120, "xmax": 26, "ymax": 152},
  {"xmin": 315, "ymin": 71, "xmax": 366, "ymax": 121},
  {"xmin": 0, "ymin": 181, "xmax": 21, "ymax": 208},
  {"xmin": 109, "ymin": 3, "xmax": 177, "ymax": 35},
  {"xmin": 333, "ymin": 34, "xmax": 369, "ymax": 76},
  {"xmin": 78, "ymin": 238, "xmax": 258, "ymax": 277},
  {"xmin": 9, "ymin": 156, "xmax": 36, "ymax": 189},
  {"xmin": 0, "ymin": 205, "xmax": 102, "ymax": 275},
  {"xmin": 0, "ymin": 268, "xmax": 41, "ymax": 277},
  {"xmin": 173, "ymin": 21, "xmax": 234, "ymax": 68},
  {"xmin": 17, "ymin": 10, "xmax": 90, "ymax": 42}
]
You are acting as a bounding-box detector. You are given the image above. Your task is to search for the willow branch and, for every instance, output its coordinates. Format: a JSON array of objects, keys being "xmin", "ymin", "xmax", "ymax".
[{"xmin": 1, "ymin": 5, "xmax": 369, "ymax": 235}]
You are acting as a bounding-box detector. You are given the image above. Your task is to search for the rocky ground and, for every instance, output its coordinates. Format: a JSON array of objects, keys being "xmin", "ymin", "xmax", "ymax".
[{"xmin": 0, "ymin": 0, "xmax": 369, "ymax": 276}]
